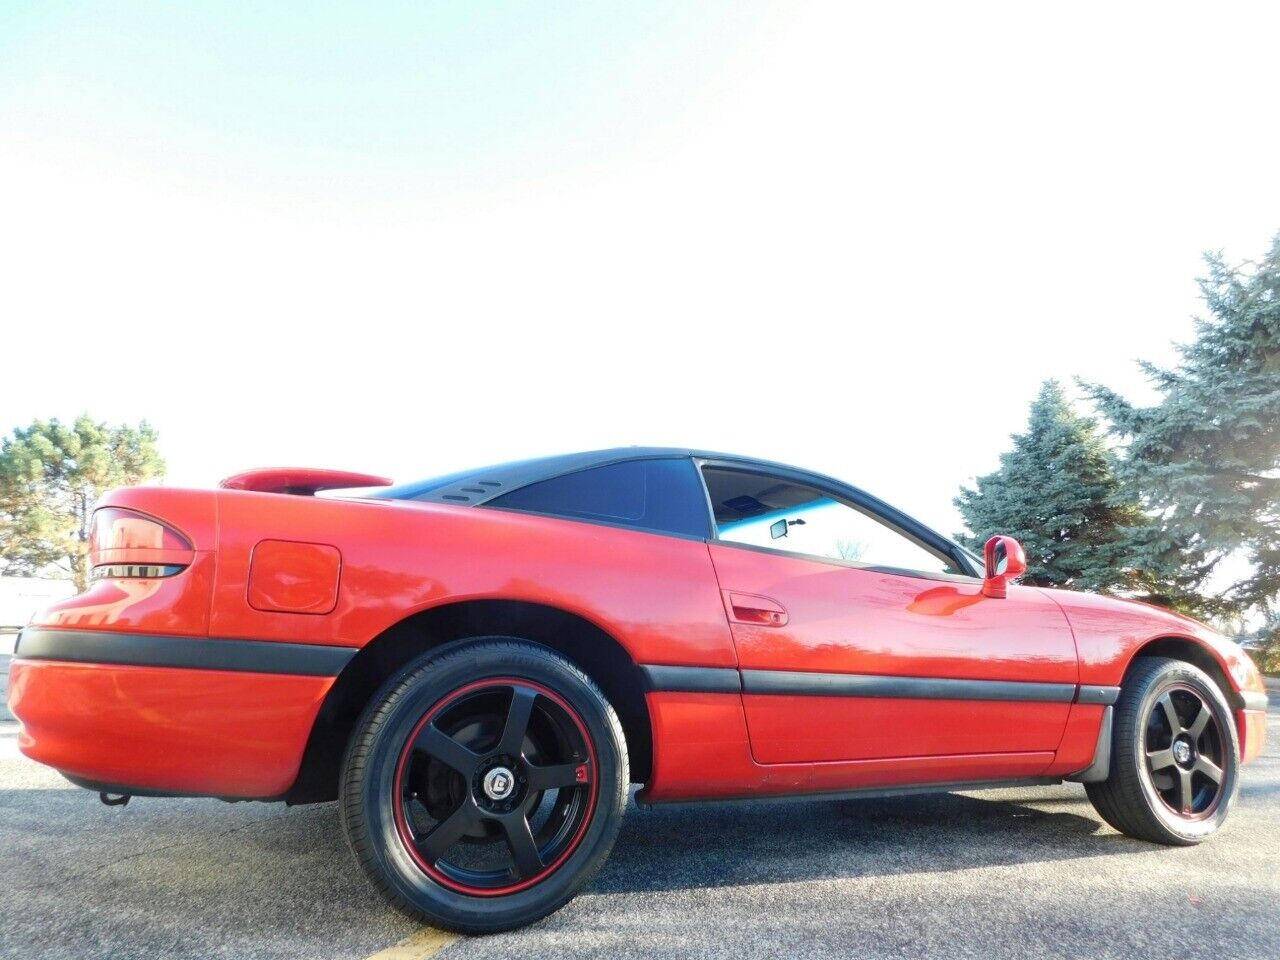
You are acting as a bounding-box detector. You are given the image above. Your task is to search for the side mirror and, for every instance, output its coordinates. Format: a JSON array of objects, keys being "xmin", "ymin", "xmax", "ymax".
[{"xmin": 982, "ymin": 535, "xmax": 1027, "ymax": 598}]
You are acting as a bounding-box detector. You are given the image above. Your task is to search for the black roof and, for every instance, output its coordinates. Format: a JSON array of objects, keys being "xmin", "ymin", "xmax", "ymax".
[
  {"xmin": 371, "ymin": 447, "xmax": 752, "ymax": 506},
  {"xmin": 369, "ymin": 446, "xmax": 983, "ymax": 575}
]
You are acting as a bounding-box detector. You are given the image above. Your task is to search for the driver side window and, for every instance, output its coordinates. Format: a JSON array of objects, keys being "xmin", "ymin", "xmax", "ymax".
[{"xmin": 701, "ymin": 466, "xmax": 960, "ymax": 576}]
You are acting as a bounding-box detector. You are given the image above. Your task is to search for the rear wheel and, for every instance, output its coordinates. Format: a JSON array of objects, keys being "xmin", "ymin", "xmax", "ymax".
[
  {"xmin": 341, "ymin": 638, "xmax": 628, "ymax": 933},
  {"xmin": 1085, "ymin": 656, "xmax": 1239, "ymax": 845}
]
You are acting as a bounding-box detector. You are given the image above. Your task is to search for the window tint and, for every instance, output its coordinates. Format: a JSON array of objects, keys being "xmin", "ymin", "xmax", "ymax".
[
  {"xmin": 702, "ymin": 466, "xmax": 959, "ymax": 575},
  {"xmin": 487, "ymin": 459, "xmax": 710, "ymax": 538}
]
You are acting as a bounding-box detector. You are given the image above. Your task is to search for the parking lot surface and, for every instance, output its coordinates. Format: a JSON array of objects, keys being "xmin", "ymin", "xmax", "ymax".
[{"xmin": 1, "ymin": 666, "xmax": 1276, "ymax": 960}]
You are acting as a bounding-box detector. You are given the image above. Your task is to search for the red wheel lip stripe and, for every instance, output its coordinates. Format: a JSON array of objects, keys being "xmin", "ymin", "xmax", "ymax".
[{"xmin": 392, "ymin": 676, "xmax": 600, "ymax": 897}]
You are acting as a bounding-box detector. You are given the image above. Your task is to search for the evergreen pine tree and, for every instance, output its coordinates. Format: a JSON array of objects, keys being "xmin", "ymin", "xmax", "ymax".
[
  {"xmin": 955, "ymin": 380, "xmax": 1149, "ymax": 593},
  {"xmin": 1084, "ymin": 234, "xmax": 1280, "ymax": 618}
]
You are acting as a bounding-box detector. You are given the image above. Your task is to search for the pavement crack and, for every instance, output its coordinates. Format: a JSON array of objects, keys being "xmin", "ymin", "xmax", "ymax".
[{"xmin": 62, "ymin": 808, "xmax": 303, "ymax": 882}]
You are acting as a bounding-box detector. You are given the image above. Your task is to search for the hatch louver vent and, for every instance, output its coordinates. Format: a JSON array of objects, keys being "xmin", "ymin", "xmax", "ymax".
[{"xmin": 434, "ymin": 479, "xmax": 503, "ymax": 505}]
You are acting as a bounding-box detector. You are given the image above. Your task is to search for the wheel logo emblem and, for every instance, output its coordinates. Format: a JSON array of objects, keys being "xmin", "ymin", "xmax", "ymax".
[
  {"xmin": 483, "ymin": 766, "xmax": 516, "ymax": 801},
  {"xmin": 1173, "ymin": 741, "xmax": 1192, "ymax": 765}
]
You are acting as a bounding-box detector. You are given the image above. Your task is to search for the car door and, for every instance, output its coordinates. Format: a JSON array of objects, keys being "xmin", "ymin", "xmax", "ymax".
[{"xmin": 700, "ymin": 462, "xmax": 1078, "ymax": 766}]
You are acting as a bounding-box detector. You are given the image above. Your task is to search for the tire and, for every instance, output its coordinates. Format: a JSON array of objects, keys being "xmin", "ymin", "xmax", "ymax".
[
  {"xmin": 340, "ymin": 638, "xmax": 629, "ymax": 933},
  {"xmin": 1085, "ymin": 656, "xmax": 1240, "ymax": 846}
]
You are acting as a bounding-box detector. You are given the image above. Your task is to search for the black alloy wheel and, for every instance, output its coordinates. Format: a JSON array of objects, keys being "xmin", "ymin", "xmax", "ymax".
[
  {"xmin": 392, "ymin": 677, "xmax": 597, "ymax": 895},
  {"xmin": 341, "ymin": 638, "xmax": 629, "ymax": 933},
  {"xmin": 1141, "ymin": 683, "xmax": 1228, "ymax": 820},
  {"xmin": 1086, "ymin": 656, "xmax": 1240, "ymax": 845}
]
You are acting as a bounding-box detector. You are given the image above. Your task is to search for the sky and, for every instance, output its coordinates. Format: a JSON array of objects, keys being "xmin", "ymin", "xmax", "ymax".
[{"xmin": 2, "ymin": 1, "xmax": 1279, "ymax": 538}]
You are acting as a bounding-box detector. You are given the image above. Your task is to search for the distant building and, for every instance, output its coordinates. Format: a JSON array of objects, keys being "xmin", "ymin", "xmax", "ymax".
[{"xmin": 0, "ymin": 576, "xmax": 76, "ymax": 633}]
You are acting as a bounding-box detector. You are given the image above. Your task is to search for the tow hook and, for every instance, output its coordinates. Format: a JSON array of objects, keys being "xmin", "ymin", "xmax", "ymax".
[{"xmin": 99, "ymin": 792, "xmax": 131, "ymax": 807}]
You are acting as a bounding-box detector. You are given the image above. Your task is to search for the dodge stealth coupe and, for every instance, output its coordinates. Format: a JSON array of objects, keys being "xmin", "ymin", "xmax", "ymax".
[{"xmin": 8, "ymin": 448, "xmax": 1269, "ymax": 932}]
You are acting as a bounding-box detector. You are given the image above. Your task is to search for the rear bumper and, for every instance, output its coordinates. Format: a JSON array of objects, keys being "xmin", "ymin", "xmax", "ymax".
[{"xmin": 7, "ymin": 628, "xmax": 351, "ymax": 799}]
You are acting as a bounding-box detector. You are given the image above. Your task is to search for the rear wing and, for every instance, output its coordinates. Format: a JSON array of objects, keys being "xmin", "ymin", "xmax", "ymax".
[{"xmin": 219, "ymin": 468, "xmax": 393, "ymax": 496}]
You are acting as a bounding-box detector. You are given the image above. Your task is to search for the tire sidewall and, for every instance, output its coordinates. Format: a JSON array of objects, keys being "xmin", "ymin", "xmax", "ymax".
[
  {"xmin": 346, "ymin": 639, "xmax": 627, "ymax": 931},
  {"xmin": 1126, "ymin": 662, "xmax": 1240, "ymax": 843}
]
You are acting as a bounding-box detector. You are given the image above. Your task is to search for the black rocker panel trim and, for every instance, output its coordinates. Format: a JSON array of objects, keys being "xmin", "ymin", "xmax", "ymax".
[
  {"xmin": 739, "ymin": 669, "xmax": 1078, "ymax": 703},
  {"xmin": 637, "ymin": 777, "xmax": 1063, "ymax": 807},
  {"xmin": 639, "ymin": 664, "xmax": 742, "ymax": 694},
  {"xmin": 14, "ymin": 628, "xmax": 355, "ymax": 677}
]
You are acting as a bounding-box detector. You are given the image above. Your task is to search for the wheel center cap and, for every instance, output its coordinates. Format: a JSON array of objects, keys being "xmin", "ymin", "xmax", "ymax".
[
  {"xmin": 483, "ymin": 766, "xmax": 516, "ymax": 801},
  {"xmin": 1173, "ymin": 740, "xmax": 1193, "ymax": 765}
]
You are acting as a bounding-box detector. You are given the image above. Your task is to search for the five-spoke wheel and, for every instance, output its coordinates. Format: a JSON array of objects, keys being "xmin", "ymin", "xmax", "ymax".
[
  {"xmin": 1142, "ymin": 684, "xmax": 1226, "ymax": 820},
  {"xmin": 341, "ymin": 639, "xmax": 628, "ymax": 933},
  {"xmin": 1086, "ymin": 656, "xmax": 1240, "ymax": 845},
  {"xmin": 393, "ymin": 679, "xmax": 598, "ymax": 895}
]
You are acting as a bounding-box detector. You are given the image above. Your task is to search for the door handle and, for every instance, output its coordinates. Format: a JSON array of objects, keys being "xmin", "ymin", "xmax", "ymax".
[{"xmin": 723, "ymin": 591, "xmax": 789, "ymax": 627}]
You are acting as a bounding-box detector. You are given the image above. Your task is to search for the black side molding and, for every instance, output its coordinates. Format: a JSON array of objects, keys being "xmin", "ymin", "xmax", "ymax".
[
  {"xmin": 640, "ymin": 664, "xmax": 742, "ymax": 694},
  {"xmin": 740, "ymin": 669, "xmax": 1077, "ymax": 703},
  {"xmin": 14, "ymin": 628, "xmax": 356, "ymax": 677},
  {"xmin": 1076, "ymin": 685, "xmax": 1122, "ymax": 705},
  {"xmin": 642, "ymin": 664, "xmax": 1117, "ymax": 705}
]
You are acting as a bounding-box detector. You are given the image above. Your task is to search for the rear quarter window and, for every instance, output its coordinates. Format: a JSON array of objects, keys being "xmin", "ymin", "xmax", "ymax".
[{"xmin": 485, "ymin": 458, "xmax": 710, "ymax": 539}]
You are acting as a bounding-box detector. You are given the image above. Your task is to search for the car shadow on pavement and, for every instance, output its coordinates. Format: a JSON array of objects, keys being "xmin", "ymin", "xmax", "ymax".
[
  {"xmin": 0, "ymin": 775, "xmax": 1270, "ymax": 960},
  {"xmin": 0, "ymin": 784, "xmax": 1119, "ymax": 917},
  {"xmin": 594, "ymin": 787, "xmax": 1138, "ymax": 895}
]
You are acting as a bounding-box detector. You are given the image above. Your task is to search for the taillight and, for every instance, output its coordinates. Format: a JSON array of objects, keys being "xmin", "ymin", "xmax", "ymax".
[{"xmin": 88, "ymin": 507, "xmax": 195, "ymax": 579}]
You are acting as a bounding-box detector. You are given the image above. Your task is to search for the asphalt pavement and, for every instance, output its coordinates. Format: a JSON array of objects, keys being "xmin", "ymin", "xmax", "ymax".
[{"xmin": 1, "ymin": 666, "xmax": 1276, "ymax": 960}]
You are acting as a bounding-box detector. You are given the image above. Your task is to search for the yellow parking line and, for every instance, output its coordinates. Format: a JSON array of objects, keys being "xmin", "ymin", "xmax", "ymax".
[{"xmin": 361, "ymin": 926, "xmax": 460, "ymax": 960}]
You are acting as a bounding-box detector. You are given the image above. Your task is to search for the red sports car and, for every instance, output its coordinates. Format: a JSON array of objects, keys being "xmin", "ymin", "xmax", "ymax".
[{"xmin": 8, "ymin": 448, "xmax": 1270, "ymax": 932}]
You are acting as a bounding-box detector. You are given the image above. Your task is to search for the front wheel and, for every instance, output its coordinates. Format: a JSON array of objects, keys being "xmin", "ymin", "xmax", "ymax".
[
  {"xmin": 340, "ymin": 638, "xmax": 629, "ymax": 933},
  {"xmin": 1086, "ymin": 656, "xmax": 1240, "ymax": 845}
]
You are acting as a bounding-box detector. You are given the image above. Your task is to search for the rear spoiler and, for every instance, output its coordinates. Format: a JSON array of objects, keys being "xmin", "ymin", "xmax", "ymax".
[{"xmin": 219, "ymin": 468, "xmax": 393, "ymax": 496}]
